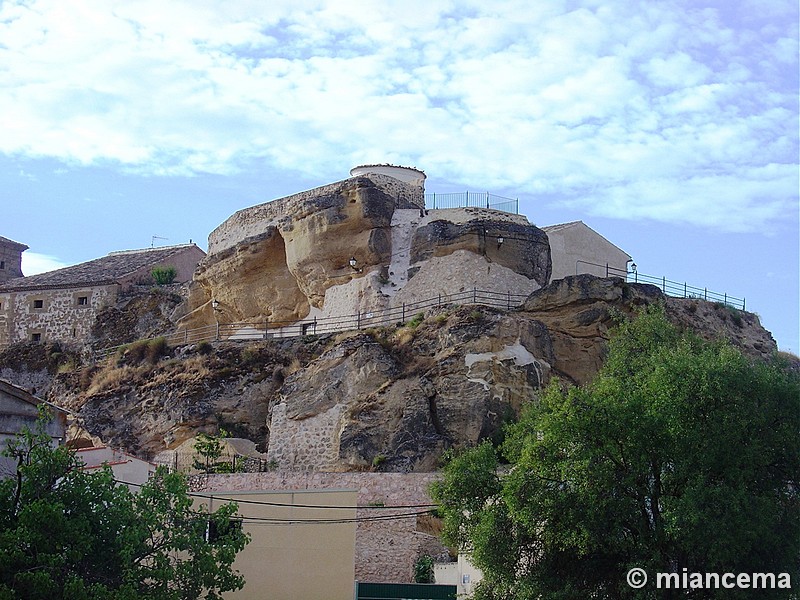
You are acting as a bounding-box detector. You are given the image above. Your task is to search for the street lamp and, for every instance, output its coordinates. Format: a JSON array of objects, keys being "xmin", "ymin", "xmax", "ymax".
[
  {"xmin": 211, "ymin": 299, "xmax": 220, "ymax": 341},
  {"xmin": 349, "ymin": 257, "xmax": 357, "ymax": 269},
  {"xmin": 497, "ymin": 236, "xmax": 504, "ymax": 249}
]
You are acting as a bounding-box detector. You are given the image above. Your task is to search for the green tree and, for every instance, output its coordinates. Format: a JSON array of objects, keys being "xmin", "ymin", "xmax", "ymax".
[
  {"xmin": 193, "ymin": 429, "xmax": 241, "ymax": 474},
  {"xmin": 151, "ymin": 266, "xmax": 177, "ymax": 285},
  {"xmin": 0, "ymin": 410, "xmax": 249, "ymax": 599},
  {"xmin": 431, "ymin": 306, "xmax": 799, "ymax": 599}
]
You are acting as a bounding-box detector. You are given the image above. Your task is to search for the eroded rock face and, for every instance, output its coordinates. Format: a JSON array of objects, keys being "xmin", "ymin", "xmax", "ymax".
[
  {"xmin": 266, "ymin": 310, "xmax": 554, "ymax": 472},
  {"xmin": 181, "ymin": 176, "xmax": 552, "ymax": 333},
  {"xmin": 411, "ymin": 218, "xmax": 551, "ymax": 285},
  {"xmin": 183, "ymin": 229, "xmax": 309, "ymax": 328},
  {"xmin": 12, "ymin": 275, "xmax": 777, "ymax": 472}
]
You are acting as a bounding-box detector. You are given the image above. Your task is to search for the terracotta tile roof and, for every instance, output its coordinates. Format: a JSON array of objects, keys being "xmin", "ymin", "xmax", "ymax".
[{"xmin": 0, "ymin": 244, "xmax": 199, "ymax": 291}]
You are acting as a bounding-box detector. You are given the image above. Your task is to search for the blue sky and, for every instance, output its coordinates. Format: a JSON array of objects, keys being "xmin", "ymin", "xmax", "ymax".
[{"xmin": 1, "ymin": 0, "xmax": 798, "ymax": 353}]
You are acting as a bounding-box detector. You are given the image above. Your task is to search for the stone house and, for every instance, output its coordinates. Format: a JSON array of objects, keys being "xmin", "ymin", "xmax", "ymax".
[
  {"xmin": 0, "ymin": 236, "xmax": 27, "ymax": 284},
  {"xmin": 0, "ymin": 244, "xmax": 205, "ymax": 346},
  {"xmin": 543, "ymin": 220, "xmax": 632, "ymax": 282}
]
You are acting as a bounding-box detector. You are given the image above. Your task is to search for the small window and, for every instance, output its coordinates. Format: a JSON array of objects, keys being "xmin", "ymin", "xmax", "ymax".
[
  {"xmin": 77, "ymin": 296, "xmax": 89, "ymax": 306},
  {"xmin": 33, "ymin": 299, "xmax": 44, "ymax": 309},
  {"xmin": 31, "ymin": 333, "xmax": 42, "ymax": 342},
  {"xmin": 0, "ymin": 260, "xmax": 5, "ymax": 269},
  {"xmin": 206, "ymin": 518, "xmax": 243, "ymax": 543}
]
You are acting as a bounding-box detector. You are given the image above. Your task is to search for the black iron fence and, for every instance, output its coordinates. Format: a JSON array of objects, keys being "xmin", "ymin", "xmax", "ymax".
[
  {"xmin": 94, "ymin": 269, "xmax": 745, "ymax": 360},
  {"xmin": 576, "ymin": 261, "xmax": 746, "ymax": 310},
  {"xmin": 425, "ymin": 191, "xmax": 519, "ymax": 214},
  {"xmin": 152, "ymin": 450, "xmax": 275, "ymax": 474}
]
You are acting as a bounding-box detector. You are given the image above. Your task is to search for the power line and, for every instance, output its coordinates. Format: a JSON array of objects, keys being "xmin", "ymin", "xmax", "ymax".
[{"xmin": 114, "ymin": 477, "xmax": 439, "ymax": 511}]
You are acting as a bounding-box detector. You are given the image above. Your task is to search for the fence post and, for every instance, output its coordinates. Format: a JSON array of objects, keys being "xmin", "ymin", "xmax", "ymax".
[
  {"xmin": 606, "ymin": 263, "xmax": 609, "ymax": 277},
  {"xmin": 473, "ymin": 287, "xmax": 477, "ymax": 303},
  {"xmin": 402, "ymin": 303, "xmax": 405, "ymax": 322},
  {"xmin": 507, "ymin": 290, "xmax": 511, "ymax": 309},
  {"xmin": 357, "ymin": 311, "xmax": 361, "ymax": 329},
  {"xmin": 486, "ymin": 191, "xmax": 490, "ymax": 208},
  {"xmin": 684, "ymin": 282, "xmax": 687, "ymax": 298},
  {"xmin": 724, "ymin": 293, "xmax": 727, "ymax": 307},
  {"xmin": 438, "ymin": 293, "xmax": 441, "ymax": 306},
  {"xmin": 516, "ymin": 198, "xmax": 519, "ymax": 214},
  {"xmin": 743, "ymin": 298, "xmax": 746, "ymax": 311},
  {"xmin": 184, "ymin": 329, "xmax": 188, "ymax": 344},
  {"xmin": 704, "ymin": 288, "xmax": 707, "ymax": 301}
]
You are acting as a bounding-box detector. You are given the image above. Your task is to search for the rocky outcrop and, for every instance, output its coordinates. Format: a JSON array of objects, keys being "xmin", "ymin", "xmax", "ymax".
[
  {"xmin": 3, "ymin": 275, "xmax": 777, "ymax": 472},
  {"xmin": 180, "ymin": 176, "xmax": 552, "ymax": 335},
  {"xmin": 181, "ymin": 176, "xmax": 398, "ymax": 329},
  {"xmin": 410, "ymin": 217, "xmax": 551, "ymax": 285}
]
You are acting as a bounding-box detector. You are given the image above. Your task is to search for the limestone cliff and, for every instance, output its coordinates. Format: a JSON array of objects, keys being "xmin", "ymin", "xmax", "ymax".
[
  {"xmin": 180, "ymin": 175, "xmax": 551, "ymax": 334},
  {"xmin": 5, "ymin": 275, "xmax": 777, "ymax": 472}
]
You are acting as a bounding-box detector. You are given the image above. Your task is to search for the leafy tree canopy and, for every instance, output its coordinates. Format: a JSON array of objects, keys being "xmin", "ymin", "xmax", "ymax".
[
  {"xmin": 0, "ymin": 410, "xmax": 249, "ymax": 599},
  {"xmin": 432, "ymin": 306, "xmax": 799, "ymax": 599}
]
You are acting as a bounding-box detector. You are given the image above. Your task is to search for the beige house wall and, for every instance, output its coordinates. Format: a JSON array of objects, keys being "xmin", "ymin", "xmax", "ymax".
[
  {"xmin": 545, "ymin": 222, "xmax": 631, "ymax": 281},
  {"xmin": 0, "ymin": 284, "xmax": 118, "ymax": 345},
  {"xmin": 192, "ymin": 471, "xmax": 447, "ymax": 585},
  {"xmin": 195, "ymin": 489, "xmax": 357, "ymax": 600},
  {"xmin": 115, "ymin": 245, "xmax": 207, "ymax": 290},
  {"xmin": 76, "ymin": 446, "xmax": 157, "ymax": 491}
]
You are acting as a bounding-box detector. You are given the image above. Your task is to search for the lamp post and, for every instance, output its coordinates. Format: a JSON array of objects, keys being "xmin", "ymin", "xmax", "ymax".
[{"xmin": 211, "ymin": 299, "xmax": 220, "ymax": 341}]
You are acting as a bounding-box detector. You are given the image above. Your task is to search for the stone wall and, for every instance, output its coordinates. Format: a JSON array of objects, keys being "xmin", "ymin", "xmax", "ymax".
[
  {"xmin": 0, "ymin": 240, "xmax": 25, "ymax": 284},
  {"xmin": 207, "ymin": 174, "xmax": 423, "ymax": 256},
  {"xmin": 192, "ymin": 471, "xmax": 447, "ymax": 583},
  {"xmin": 0, "ymin": 284, "xmax": 118, "ymax": 345}
]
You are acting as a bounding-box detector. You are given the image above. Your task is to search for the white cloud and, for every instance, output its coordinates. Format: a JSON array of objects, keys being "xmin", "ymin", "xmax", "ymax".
[
  {"xmin": 21, "ymin": 252, "xmax": 71, "ymax": 276},
  {"xmin": 0, "ymin": 0, "xmax": 797, "ymax": 231}
]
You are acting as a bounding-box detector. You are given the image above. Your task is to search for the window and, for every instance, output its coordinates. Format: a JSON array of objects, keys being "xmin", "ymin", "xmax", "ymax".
[
  {"xmin": 77, "ymin": 296, "xmax": 89, "ymax": 306},
  {"xmin": 31, "ymin": 333, "xmax": 42, "ymax": 342},
  {"xmin": 33, "ymin": 299, "xmax": 44, "ymax": 309},
  {"xmin": 0, "ymin": 260, "xmax": 4, "ymax": 269},
  {"xmin": 206, "ymin": 518, "xmax": 243, "ymax": 543}
]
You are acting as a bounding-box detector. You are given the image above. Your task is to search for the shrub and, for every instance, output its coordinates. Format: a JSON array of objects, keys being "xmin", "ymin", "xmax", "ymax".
[
  {"xmin": 151, "ymin": 265, "xmax": 177, "ymax": 285},
  {"xmin": 407, "ymin": 313, "xmax": 425, "ymax": 329},
  {"xmin": 414, "ymin": 554, "xmax": 435, "ymax": 584}
]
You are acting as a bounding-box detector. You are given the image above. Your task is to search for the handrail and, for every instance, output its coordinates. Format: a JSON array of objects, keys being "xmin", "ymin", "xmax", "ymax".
[
  {"xmin": 424, "ymin": 191, "xmax": 519, "ymax": 214},
  {"xmin": 574, "ymin": 260, "xmax": 745, "ymax": 311},
  {"xmin": 93, "ymin": 287, "xmax": 529, "ymax": 359},
  {"xmin": 94, "ymin": 266, "xmax": 746, "ymax": 360}
]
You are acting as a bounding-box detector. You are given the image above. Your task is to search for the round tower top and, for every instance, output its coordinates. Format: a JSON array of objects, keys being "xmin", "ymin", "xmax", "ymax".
[{"xmin": 350, "ymin": 164, "xmax": 426, "ymax": 188}]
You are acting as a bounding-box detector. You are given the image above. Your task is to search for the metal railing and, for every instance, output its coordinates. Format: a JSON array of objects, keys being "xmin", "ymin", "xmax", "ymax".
[
  {"xmin": 425, "ymin": 191, "xmax": 519, "ymax": 214},
  {"xmin": 95, "ymin": 266, "xmax": 745, "ymax": 359},
  {"xmin": 95, "ymin": 287, "xmax": 530, "ymax": 358},
  {"xmin": 575, "ymin": 261, "xmax": 745, "ymax": 310}
]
